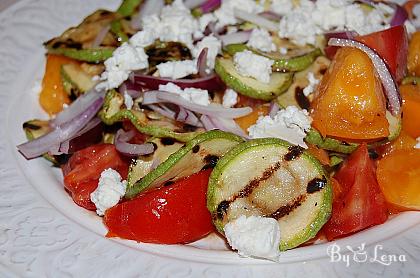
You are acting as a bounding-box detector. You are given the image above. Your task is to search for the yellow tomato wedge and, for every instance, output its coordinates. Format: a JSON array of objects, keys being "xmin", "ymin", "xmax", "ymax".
[
  {"xmin": 377, "ymin": 149, "xmax": 420, "ymax": 210},
  {"xmin": 39, "ymin": 54, "xmax": 79, "ymax": 115},
  {"xmin": 400, "ymin": 84, "xmax": 420, "ymax": 138},
  {"xmin": 311, "ymin": 47, "xmax": 389, "ymax": 140}
]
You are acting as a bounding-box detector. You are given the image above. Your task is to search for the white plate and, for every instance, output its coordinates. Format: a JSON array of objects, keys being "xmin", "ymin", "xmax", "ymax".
[{"xmin": 1, "ymin": 0, "xmax": 420, "ymax": 276}]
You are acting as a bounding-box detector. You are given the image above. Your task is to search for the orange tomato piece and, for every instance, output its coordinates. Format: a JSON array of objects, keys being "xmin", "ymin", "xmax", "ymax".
[
  {"xmin": 311, "ymin": 47, "xmax": 389, "ymax": 140},
  {"xmin": 377, "ymin": 149, "xmax": 420, "ymax": 210},
  {"xmin": 307, "ymin": 143, "xmax": 330, "ymax": 165},
  {"xmin": 39, "ymin": 54, "xmax": 79, "ymax": 115},
  {"xmin": 407, "ymin": 32, "xmax": 420, "ymax": 76},
  {"xmin": 400, "ymin": 84, "xmax": 420, "ymax": 138},
  {"xmin": 375, "ymin": 130, "xmax": 417, "ymax": 158},
  {"xmin": 235, "ymin": 105, "xmax": 269, "ymax": 132}
]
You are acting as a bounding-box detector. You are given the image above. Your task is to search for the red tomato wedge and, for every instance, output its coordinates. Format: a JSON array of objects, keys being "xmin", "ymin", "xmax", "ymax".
[
  {"xmin": 63, "ymin": 144, "xmax": 130, "ymax": 210},
  {"xmin": 104, "ymin": 169, "xmax": 215, "ymax": 244},
  {"xmin": 356, "ymin": 25, "xmax": 408, "ymax": 82},
  {"xmin": 324, "ymin": 144, "xmax": 388, "ymax": 241}
]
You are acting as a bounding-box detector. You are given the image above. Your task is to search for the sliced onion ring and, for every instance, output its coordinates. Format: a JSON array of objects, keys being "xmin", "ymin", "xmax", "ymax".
[
  {"xmin": 199, "ymin": 0, "xmax": 221, "ymax": 13},
  {"xmin": 219, "ymin": 31, "xmax": 252, "ymax": 46},
  {"xmin": 184, "ymin": 0, "xmax": 207, "ymax": 9},
  {"xmin": 17, "ymin": 97, "xmax": 104, "ymax": 159},
  {"xmin": 197, "ymin": 47, "xmax": 209, "ymax": 77},
  {"xmin": 114, "ymin": 129, "xmax": 155, "ymax": 157},
  {"xmin": 142, "ymin": 90, "xmax": 252, "ymax": 118},
  {"xmin": 50, "ymin": 89, "xmax": 105, "ymax": 127},
  {"xmin": 233, "ymin": 9, "xmax": 279, "ymax": 32},
  {"xmin": 200, "ymin": 115, "xmax": 248, "ymax": 138},
  {"xmin": 130, "ymin": 72, "xmax": 225, "ymax": 91},
  {"xmin": 328, "ymin": 38, "xmax": 401, "ymax": 116},
  {"xmin": 390, "ymin": 3, "xmax": 409, "ymax": 26}
]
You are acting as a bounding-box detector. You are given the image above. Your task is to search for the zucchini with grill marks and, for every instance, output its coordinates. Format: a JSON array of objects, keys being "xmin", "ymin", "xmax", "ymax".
[
  {"xmin": 125, "ymin": 130, "xmax": 244, "ymax": 199},
  {"xmin": 207, "ymin": 138, "xmax": 332, "ymax": 251}
]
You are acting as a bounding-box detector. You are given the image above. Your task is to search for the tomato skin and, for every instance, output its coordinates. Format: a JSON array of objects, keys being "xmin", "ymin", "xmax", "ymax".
[
  {"xmin": 63, "ymin": 144, "xmax": 130, "ymax": 210},
  {"xmin": 356, "ymin": 25, "xmax": 408, "ymax": 82},
  {"xmin": 324, "ymin": 144, "xmax": 388, "ymax": 241},
  {"xmin": 104, "ymin": 169, "xmax": 215, "ymax": 244}
]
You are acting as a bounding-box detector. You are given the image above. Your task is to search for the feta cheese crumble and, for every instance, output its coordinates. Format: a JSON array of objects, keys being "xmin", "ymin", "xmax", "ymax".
[
  {"xmin": 214, "ymin": 0, "xmax": 264, "ymax": 29},
  {"xmin": 141, "ymin": 0, "xmax": 199, "ymax": 48},
  {"xmin": 123, "ymin": 91, "xmax": 134, "ymax": 110},
  {"xmin": 247, "ymin": 28, "xmax": 277, "ymax": 52},
  {"xmin": 159, "ymin": 82, "xmax": 210, "ymax": 106},
  {"xmin": 277, "ymin": 0, "xmax": 393, "ymax": 45},
  {"xmin": 248, "ymin": 106, "xmax": 312, "ymax": 148},
  {"xmin": 157, "ymin": 60, "xmax": 198, "ymax": 79},
  {"xmin": 303, "ymin": 72, "xmax": 320, "ymax": 96},
  {"xmin": 90, "ymin": 169, "xmax": 127, "ymax": 216},
  {"xmin": 98, "ymin": 42, "xmax": 149, "ymax": 90},
  {"xmin": 224, "ymin": 215, "xmax": 281, "ymax": 260},
  {"xmin": 222, "ymin": 88, "xmax": 238, "ymax": 108},
  {"xmin": 234, "ymin": 50, "xmax": 274, "ymax": 83}
]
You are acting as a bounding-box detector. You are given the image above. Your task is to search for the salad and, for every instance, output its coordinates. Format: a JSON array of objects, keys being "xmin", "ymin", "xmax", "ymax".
[{"xmin": 17, "ymin": 0, "xmax": 420, "ymax": 261}]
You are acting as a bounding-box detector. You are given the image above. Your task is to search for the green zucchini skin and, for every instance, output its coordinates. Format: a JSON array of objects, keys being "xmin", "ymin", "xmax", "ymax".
[
  {"xmin": 47, "ymin": 47, "xmax": 114, "ymax": 63},
  {"xmin": 207, "ymin": 138, "xmax": 332, "ymax": 251},
  {"xmin": 125, "ymin": 130, "xmax": 244, "ymax": 199},
  {"xmin": 117, "ymin": 0, "xmax": 143, "ymax": 17}
]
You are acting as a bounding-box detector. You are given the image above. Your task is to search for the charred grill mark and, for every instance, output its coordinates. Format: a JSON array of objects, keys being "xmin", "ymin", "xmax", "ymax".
[
  {"xmin": 368, "ymin": 149, "xmax": 379, "ymax": 160},
  {"xmin": 268, "ymin": 195, "xmax": 306, "ymax": 220},
  {"xmin": 284, "ymin": 145, "xmax": 304, "ymax": 161},
  {"xmin": 160, "ymin": 137, "xmax": 175, "ymax": 146},
  {"xmin": 201, "ymin": 155, "xmax": 219, "ymax": 170},
  {"xmin": 22, "ymin": 122, "xmax": 41, "ymax": 130},
  {"xmin": 236, "ymin": 161, "xmax": 283, "ymax": 199},
  {"xmin": 216, "ymin": 200, "xmax": 231, "ymax": 220},
  {"xmin": 192, "ymin": 145, "xmax": 200, "ymax": 153},
  {"xmin": 307, "ymin": 176, "xmax": 327, "ymax": 193},
  {"xmin": 182, "ymin": 124, "xmax": 198, "ymax": 132},
  {"xmin": 294, "ymin": 87, "xmax": 311, "ymax": 110}
]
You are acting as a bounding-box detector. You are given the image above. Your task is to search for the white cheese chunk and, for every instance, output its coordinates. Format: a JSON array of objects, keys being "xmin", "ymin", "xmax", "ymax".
[
  {"xmin": 98, "ymin": 42, "xmax": 149, "ymax": 90},
  {"xmin": 90, "ymin": 169, "xmax": 127, "ymax": 216},
  {"xmin": 214, "ymin": 0, "xmax": 264, "ymax": 29},
  {"xmin": 303, "ymin": 72, "xmax": 320, "ymax": 96},
  {"xmin": 278, "ymin": 0, "xmax": 392, "ymax": 46},
  {"xmin": 159, "ymin": 82, "xmax": 210, "ymax": 106},
  {"xmin": 156, "ymin": 60, "xmax": 198, "ymax": 79},
  {"xmin": 233, "ymin": 50, "xmax": 274, "ymax": 83},
  {"xmin": 247, "ymin": 28, "xmax": 277, "ymax": 52},
  {"xmin": 222, "ymin": 88, "xmax": 238, "ymax": 108},
  {"xmin": 248, "ymin": 106, "xmax": 312, "ymax": 148},
  {"xmin": 224, "ymin": 215, "xmax": 281, "ymax": 260}
]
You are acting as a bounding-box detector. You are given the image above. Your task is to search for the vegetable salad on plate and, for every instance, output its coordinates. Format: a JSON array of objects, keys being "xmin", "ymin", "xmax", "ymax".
[{"xmin": 17, "ymin": 0, "xmax": 420, "ymax": 261}]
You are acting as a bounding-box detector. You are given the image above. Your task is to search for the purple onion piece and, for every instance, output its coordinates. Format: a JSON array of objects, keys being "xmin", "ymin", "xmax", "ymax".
[
  {"xmin": 18, "ymin": 97, "xmax": 104, "ymax": 159},
  {"xmin": 197, "ymin": 47, "xmax": 209, "ymax": 77},
  {"xmin": 142, "ymin": 90, "xmax": 252, "ymax": 119},
  {"xmin": 219, "ymin": 31, "xmax": 252, "ymax": 46},
  {"xmin": 390, "ymin": 4, "xmax": 409, "ymax": 27},
  {"xmin": 269, "ymin": 102, "xmax": 280, "ymax": 118},
  {"xmin": 114, "ymin": 129, "xmax": 155, "ymax": 157}
]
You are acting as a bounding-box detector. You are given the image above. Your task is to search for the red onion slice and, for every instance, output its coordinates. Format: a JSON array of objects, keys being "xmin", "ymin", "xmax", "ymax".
[
  {"xmin": 324, "ymin": 31, "xmax": 359, "ymax": 59},
  {"xmin": 114, "ymin": 129, "xmax": 155, "ymax": 157},
  {"xmin": 200, "ymin": 0, "xmax": 221, "ymax": 13},
  {"xmin": 176, "ymin": 106, "xmax": 203, "ymax": 127},
  {"xmin": 390, "ymin": 4, "xmax": 409, "ymax": 27},
  {"xmin": 142, "ymin": 90, "xmax": 252, "ymax": 118},
  {"xmin": 50, "ymin": 89, "xmax": 105, "ymax": 127},
  {"xmin": 92, "ymin": 25, "xmax": 110, "ymax": 48},
  {"xmin": 148, "ymin": 104, "xmax": 177, "ymax": 119},
  {"xmin": 130, "ymin": 72, "xmax": 225, "ymax": 91},
  {"xmin": 17, "ymin": 97, "xmax": 104, "ymax": 159},
  {"xmin": 233, "ymin": 9, "xmax": 279, "ymax": 32},
  {"xmin": 131, "ymin": 0, "xmax": 164, "ymax": 30},
  {"xmin": 119, "ymin": 83, "xmax": 142, "ymax": 99},
  {"xmin": 328, "ymin": 38, "xmax": 401, "ymax": 116},
  {"xmin": 58, "ymin": 117, "xmax": 103, "ymax": 154},
  {"xmin": 269, "ymin": 102, "xmax": 280, "ymax": 118},
  {"xmin": 258, "ymin": 11, "xmax": 282, "ymax": 21},
  {"xmin": 200, "ymin": 115, "xmax": 248, "ymax": 137},
  {"xmin": 197, "ymin": 47, "xmax": 209, "ymax": 77},
  {"xmin": 219, "ymin": 31, "xmax": 252, "ymax": 46}
]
